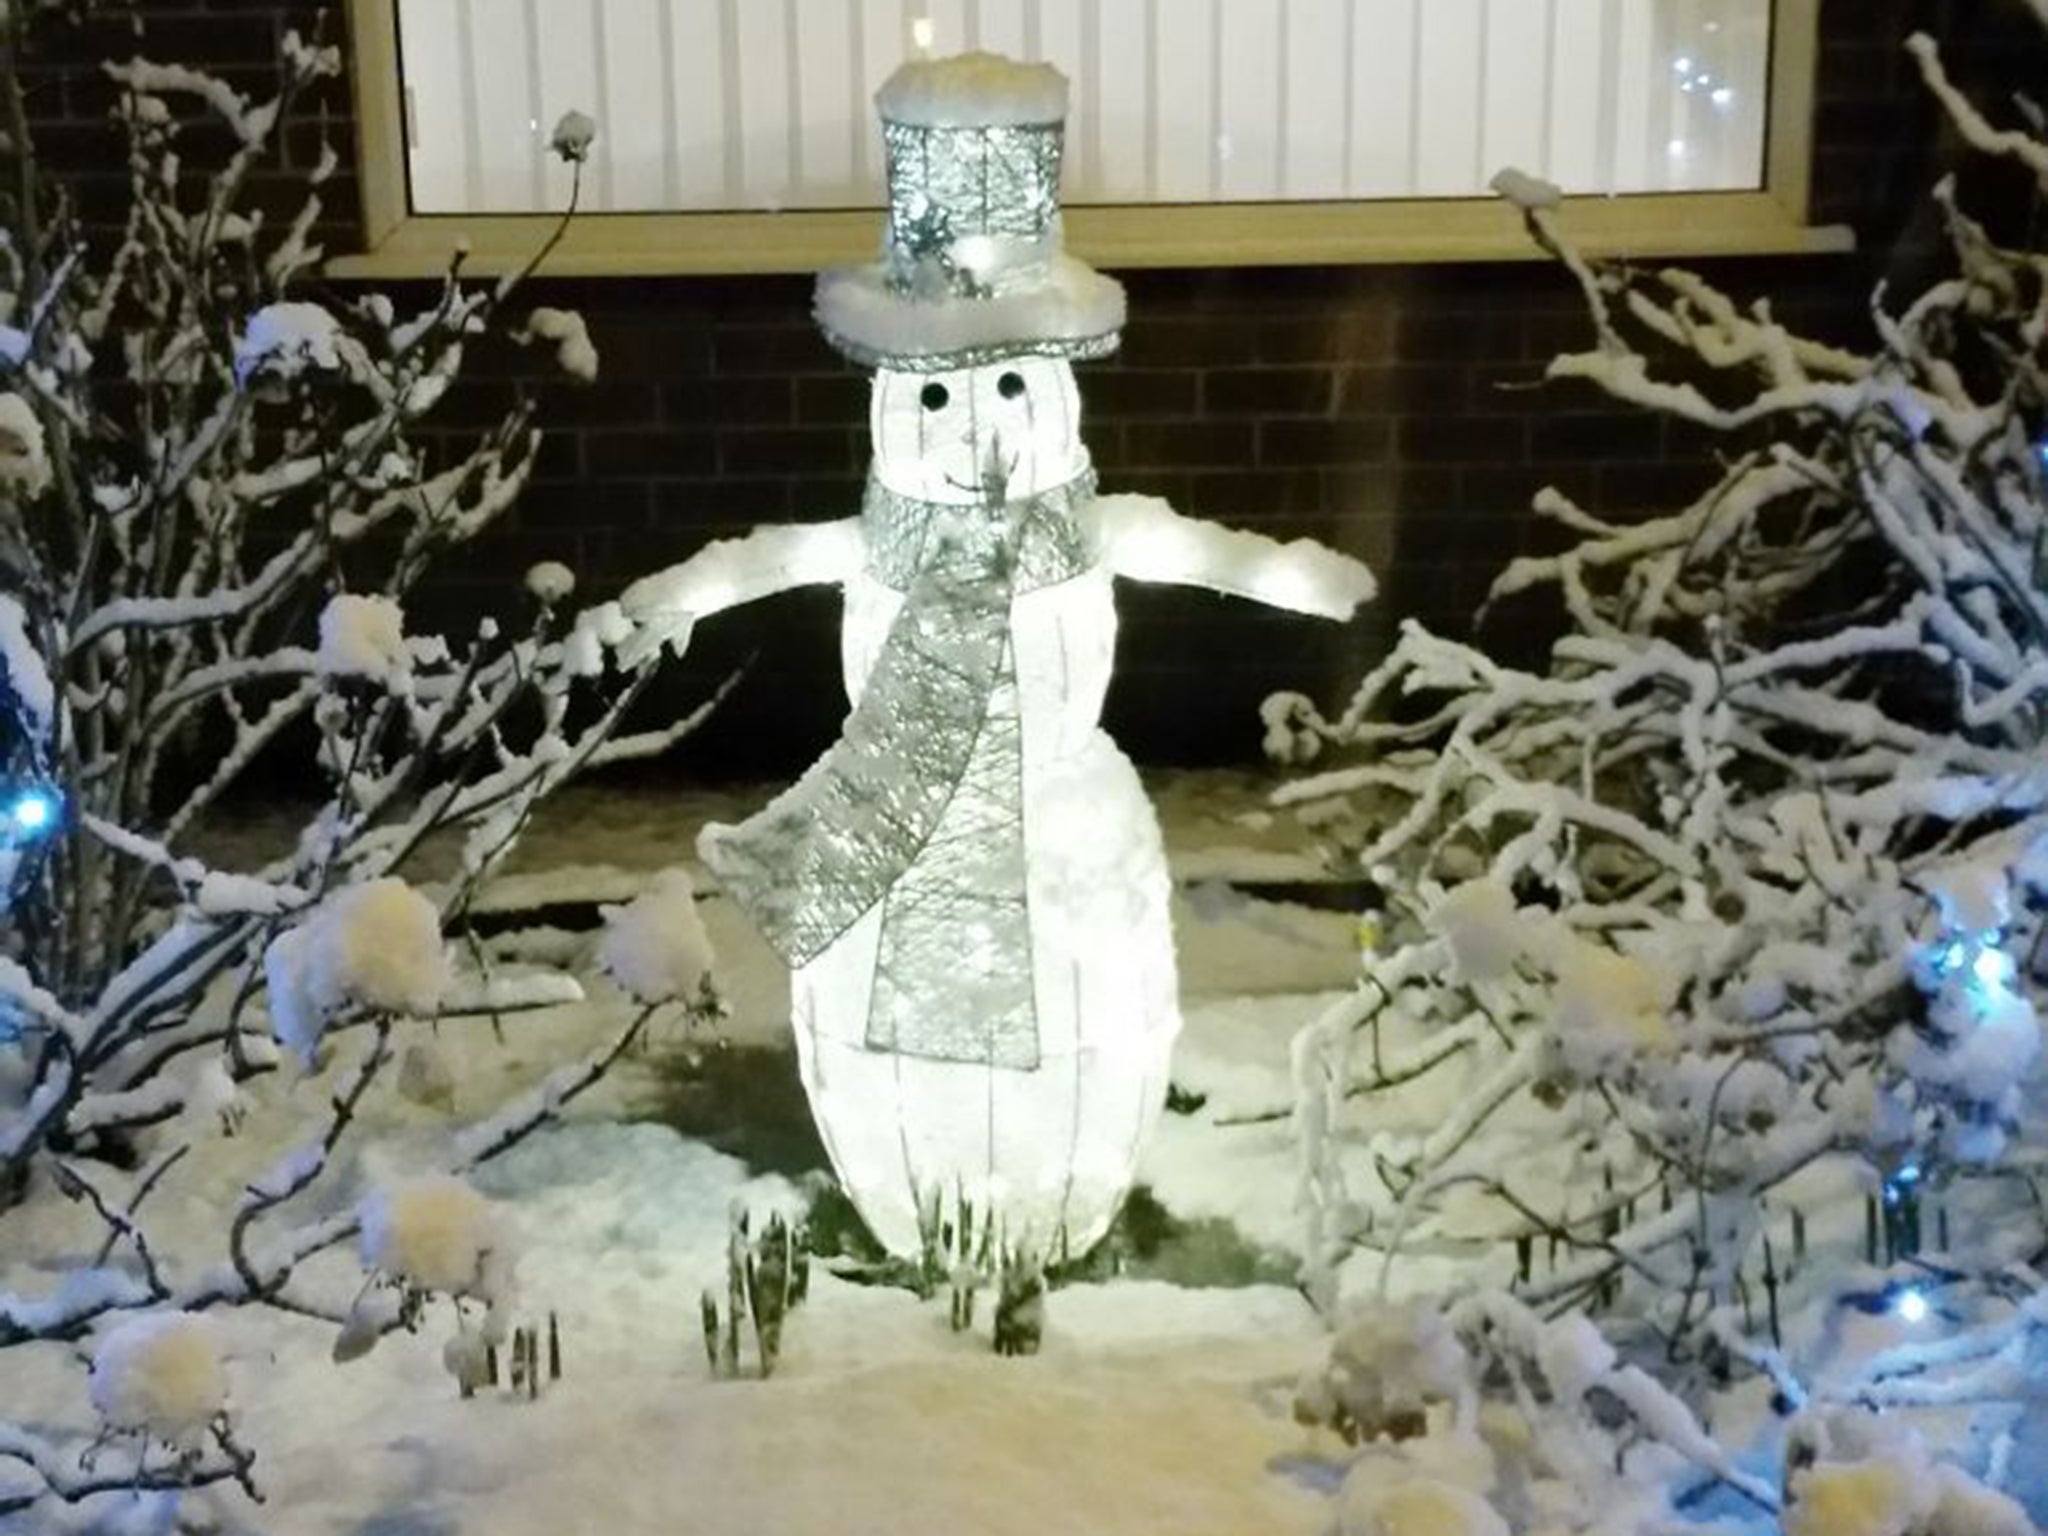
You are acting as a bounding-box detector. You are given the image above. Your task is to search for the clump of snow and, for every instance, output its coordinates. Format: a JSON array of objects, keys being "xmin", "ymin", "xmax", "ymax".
[
  {"xmin": 1534, "ymin": 1310, "xmax": 1616, "ymax": 1398},
  {"xmin": 1427, "ymin": 879, "xmax": 1530, "ymax": 983},
  {"xmin": 1489, "ymin": 166, "xmax": 1563, "ymax": 210},
  {"xmin": 88, "ymin": 1312, "xmax": 228, "ymax": 1447},
  {"xmin": 1786, "ymin": 1420, "xmax": 2040, "ymax": 1536},
  {"xmin": 876, "ymin": 52, "xmax": 1068, "ymax": 127},
  {"xmin": 598, "ymin": 868, "xmax": 714, "ymax": 1005},
  {"xmin": 316, "ymin": 592, "xmax": 408, "ymax": 685},
  {"xmin": 519, "ymin": 307, "xmax": 598, "ymax": 382},
  {"xmin": 0, "ymin": 592, "xmax": 53, "ymax": 733},
  {"xmin": 1550, "ymin": 939, "xmax": 1674, "ymax": 1074},
  {"xmin": 1923, "ymin": 1465, "xmax": 2039, "ymax": 1536},
  {"xmin": 1340, "ymin": 1475, "xmax": 1509, "ymax": 1536},
  {"xmin": 815, "ymin": 254, "xmax": 1124, "ymax": 369},
  {"xmin": 264, "ymin": 878, "xmax": 449, "ymax": 1061},
  {"xmin": 235, "ymin": 300, "xmax": 343, "ymax": 387},
  {"xmin": 1787, "ymin": 1454, "xmax": 1933, "ymax": 1536},
  {"xmin": 563, "ymin": 599, "xmax": 632, "ymax": 677},
  {"xmin": 359, "ymin": 1174, "xmax": 508, "ymax": 1299},
  {"xmin": 1296, "ymin": 1298, "xmax": 1470, "ymax": 1443},
  {"xmin": 549, "ymin": 109, "xmax": 597, "ymax": 164},
  {"xmin": 0, "ymin": 391, "xmax": 52, "ymax": 499},
  {"xmin": 1923, "ymin": 860, "xmax": 2011, "ymax": 934},
  {"xmin": 525, "ymin": 560, "xmax": 575, "ymax": 603}
]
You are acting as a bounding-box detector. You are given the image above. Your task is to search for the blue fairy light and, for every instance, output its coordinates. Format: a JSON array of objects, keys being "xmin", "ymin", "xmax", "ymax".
[
  {"xmin": 6, "ymin": 788, "xmax": 57, "ymax": 837},
  {"xmin": 1893, "ymin": 1286, "xmax": 1930, "ymax": 1324}
]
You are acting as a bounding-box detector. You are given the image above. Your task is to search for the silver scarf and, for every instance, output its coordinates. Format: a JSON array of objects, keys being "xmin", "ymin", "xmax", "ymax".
[{"xmin": 698, "ymin": 468, "xmax": 1098, "ymax": 1071}]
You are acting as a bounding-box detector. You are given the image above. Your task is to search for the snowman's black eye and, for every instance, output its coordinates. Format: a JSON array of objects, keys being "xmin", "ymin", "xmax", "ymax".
[
  {"xmin": 997, "ymin": 371, "xmax": 1026, "ymax": 400},
  {"xmin": 920, "ymin": 381, "xmax": 950, "ymax": 412}
]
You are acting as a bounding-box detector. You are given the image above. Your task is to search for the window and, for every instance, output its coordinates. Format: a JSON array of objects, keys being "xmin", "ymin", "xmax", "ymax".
[{"xmin": 337, "ymin": 0, "xmax": 1846, "ymax": 277}]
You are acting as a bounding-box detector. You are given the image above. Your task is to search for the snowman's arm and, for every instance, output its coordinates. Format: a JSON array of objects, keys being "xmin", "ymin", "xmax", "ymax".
[
  {"xmin": 1095, "ymin": 494, "xmax": 1376, "ymax": 620},
  {"xmin": 618, "ymin": 518, "xmax": 866, "ymax": 664}
]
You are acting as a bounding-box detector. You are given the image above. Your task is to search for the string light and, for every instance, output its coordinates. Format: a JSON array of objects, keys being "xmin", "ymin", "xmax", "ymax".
[
  {"xmin": 6, "ymin": 788, "xmax": 56, "ymax": 837},
  {"xmin": 1894, "ymin": 1287, "xmax": 1930, "ymax": 1324}
]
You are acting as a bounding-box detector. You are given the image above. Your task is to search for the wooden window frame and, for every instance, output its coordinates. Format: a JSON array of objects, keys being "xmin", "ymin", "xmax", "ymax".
[{"xmin": 330, "ymin": 0, "xmax": 1849, "ymax": 280}]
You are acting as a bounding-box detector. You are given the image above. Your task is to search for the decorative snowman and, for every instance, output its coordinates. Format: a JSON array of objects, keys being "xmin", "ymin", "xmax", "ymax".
[{"xmin": 623, "ymin": 53, "xmax": 1374, "ymax": 1258}]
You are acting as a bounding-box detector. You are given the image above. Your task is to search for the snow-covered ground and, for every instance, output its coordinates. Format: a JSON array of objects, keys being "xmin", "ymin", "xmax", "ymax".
[
  {"xmin": 19, "ymin": 773, "xmax": 2046, "ymax": 1535},
  {"xmin": 3, "ymin": 772, "xmax": 1373, "ymax": 1536}
]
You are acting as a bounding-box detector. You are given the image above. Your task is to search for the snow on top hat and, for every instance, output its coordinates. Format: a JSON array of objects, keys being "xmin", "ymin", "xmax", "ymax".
[{"xmin": 814, "ymin": 52, "xmax": 1125, "ymax": 371}]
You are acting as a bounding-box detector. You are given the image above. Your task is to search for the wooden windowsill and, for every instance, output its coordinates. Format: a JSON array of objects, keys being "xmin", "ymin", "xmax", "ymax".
[{"xmin": 322, "ymin": 192, "xmax": 1852, "ymax": 283}]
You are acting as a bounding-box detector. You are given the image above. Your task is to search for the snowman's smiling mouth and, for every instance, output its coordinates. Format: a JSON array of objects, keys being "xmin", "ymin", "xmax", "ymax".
[{"xmin": 873, "ymin": 356, "xmax": 1090, "ymax": 506}]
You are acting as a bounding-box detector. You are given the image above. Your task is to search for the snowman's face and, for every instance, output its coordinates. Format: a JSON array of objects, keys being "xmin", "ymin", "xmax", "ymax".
[{"xmin": 871, "ymin": 356, "xmax": 1087, "ymax": 505}]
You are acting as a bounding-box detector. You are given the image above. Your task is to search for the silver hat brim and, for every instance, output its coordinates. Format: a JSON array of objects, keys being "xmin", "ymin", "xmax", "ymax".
[{"xmin": 813, "ymin": 255, "xmax": 1126, "ymax": 372}]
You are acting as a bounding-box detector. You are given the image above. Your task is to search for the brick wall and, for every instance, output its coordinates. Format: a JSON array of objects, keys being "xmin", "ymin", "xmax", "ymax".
[{"xmin": 16, "ymin": 0, "xmax": 2048, "ymax": 773}]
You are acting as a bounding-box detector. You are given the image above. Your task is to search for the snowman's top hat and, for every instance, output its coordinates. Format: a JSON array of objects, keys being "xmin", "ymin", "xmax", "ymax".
[{"xmin": 814, "ymin": 52, "xmax": 1125, "ymax": 373}]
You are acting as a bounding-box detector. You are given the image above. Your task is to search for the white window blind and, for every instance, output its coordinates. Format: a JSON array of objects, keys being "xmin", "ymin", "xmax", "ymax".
[{"xmin": 395, "ymin": 0, "xmax": 1772, "ymax": 216}]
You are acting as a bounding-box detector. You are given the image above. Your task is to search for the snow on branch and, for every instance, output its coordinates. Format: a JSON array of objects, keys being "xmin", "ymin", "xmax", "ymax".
[
  {"xmin": 1280, "ymin": 31, "xmax": 2048, "ymax": 1533},
  {"xmin": 0, "ymin": 12, "xmax": 701, "ymax": 1525}
]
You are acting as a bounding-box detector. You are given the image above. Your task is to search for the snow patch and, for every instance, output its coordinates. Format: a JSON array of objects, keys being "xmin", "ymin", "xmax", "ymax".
[
  {"xmin": 1427, "ymin": 879, "xmax": 1529, "ymax": 983},
  {"xmin": 876, "ymin": 52, "xmax": 1068, "ymax": 127},
  {"xmin": 359, "ymin": 1174, "xmax": 509, "ymax": 1300},
  {"xmin": 0, "ymin": 591, "xmax": 53, "ymax": 733},
  {"xmin": 524, "ymin": 561, "xmax": 575, "ymax": 604},
  {"xmin": 316, "ymin": 592, "xmax": 408, "ymax": 685},
  {"xmin": 549, "ymin": 110, "xmax": 596, "ymax": 164},
  {"xmin": 264, "ymin": 878, "xmax": 449, "ymax": 1060},
  {"xmin": 519, "ymin": 307, "xmax": 598, "ymax": 382},
  {"xmin": 0, "ymin": 391, "xmax": 51, "ymax": 499},
  {"xmin": 235, "ymin": 301, "xmax": 343, "ymax": 387},
  {"xmin": 597, "ymin": 867, "xmax": 714, "ymax": 1004},
  {"xmin": 1489, "ymin": 166, "xmax": 1564, "ymax": 210},
  {"xmin": 88, "ymin": 1313, "xmax": 228, "ymax": 1448},
  {"xmin": 1339, "ymin": 1475, "xmax": 1509, "ymax": 1536}
]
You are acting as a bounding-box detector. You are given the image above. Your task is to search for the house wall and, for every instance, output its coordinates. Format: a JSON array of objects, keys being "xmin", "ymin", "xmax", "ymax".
[{"xmin": 15, "ymin": 0, "xmax": 2046, "ymax": 774}]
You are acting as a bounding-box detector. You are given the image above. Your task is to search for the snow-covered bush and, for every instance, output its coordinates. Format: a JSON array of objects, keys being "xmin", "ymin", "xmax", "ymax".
[
  {"xmin": 0, "ymin": 16, "xmax": 713, "ymax": 1523},
  {"xmin": 598, "ymin": 867, "xmax": 715, "ymax": 1006},
  {"xmin": 1278, "ymin": 21, "xmax": 2048, "ymax": 1531},
  {"xmin": 357, "ymin": 1173, "xmax": 512, "ymax": 1325},
  {"xmin": 88, "ymin": 1312, "xmax": 230, "ymax": 1450}
]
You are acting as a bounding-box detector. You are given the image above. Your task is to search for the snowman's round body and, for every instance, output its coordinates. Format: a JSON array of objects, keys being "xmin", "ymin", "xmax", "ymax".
[{"xmin": 787, "ymin": 355, "xmax": 1182, "ymax": 1257}]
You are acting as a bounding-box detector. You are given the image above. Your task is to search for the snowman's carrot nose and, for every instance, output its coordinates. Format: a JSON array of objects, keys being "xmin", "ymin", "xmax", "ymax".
[{"xmin": 976, "ymin": 430, "xmax": 1020, "ymax": 505}]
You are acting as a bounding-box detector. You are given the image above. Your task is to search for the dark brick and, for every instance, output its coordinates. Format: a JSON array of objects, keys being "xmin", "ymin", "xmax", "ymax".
[
  {"xmin": 1085, "ymin": 370, "xmax": 1200, "ymax": 419},
  {"xmin": 1117, "ymin": 319, "xmax": 1263, "ymax": 368},
  {"xmin": 1396, "ymin": 311, "xmax": 1525, "ymax": 363},
  {"xmin": 712, "ymin": 325, "xmax": 841, "ymax": 375},
  {"xmin": 1398, "ymin": 415, "xmax": 1527, "ymax": 464},
  {"xmin": 793, "ymin": 375, "xmax": 870, "ymax": 425},
  {"xmin": 1122, "ymin": 420, "xmax": 1257, "ymax": 468},
  {"xmin": 539, "ymin": 380, "xmax": 664, "ymax": 428},
  {"xmin": 784, "ymin": 475, "xmax": 868, "ymax": 516},
  {"xmin": 586, "ymin": 428, "xmax": 717, "ymax": 478},
  {"xmin": 1333, "ymin": 365, "xmax": 1469, "ymax": 416},
  {"xmin": 718, "ymin": 428, "xmax": 855, "ymax": 476},
  {"xmin": 667, "ymin": 376, "xmax": 795, "ymax": 428},
  {"xmin": 653, "ymin": 478, "xmax": 791, "ymax": 524},
  {"xmin": 1176, "ymin": 469, "xmax": 1328, "ymax": 520},
  {"xmin": 1259, "ymin": 418, "xmax": 1393, "ymax": 466},
  {"xmin": 1255, "ymin": 311, "xmax": 1395, "ymax": 363},
  {"xmin": 521, "ymin": 480, "xmax": 649, "ymax": 530},
  {"xmin": 138, "ymin": 12, "xmax": 284, "ymax": 64},
  {"xmin": 1204, "ymin": 368, "xmax": 1334, "ymax": 416},
  {"xmin": 1531, "ymin": 412, "xmax": 1665, "ymax": 463}
]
